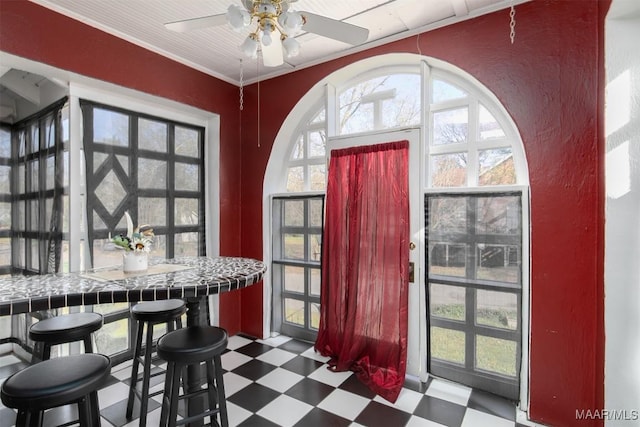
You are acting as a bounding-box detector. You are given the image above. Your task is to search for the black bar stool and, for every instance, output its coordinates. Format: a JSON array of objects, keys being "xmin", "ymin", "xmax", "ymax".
[
  {"xmin": 29, "ymin": 312, "xmax": 103, "ymax": 362},
  {"xmin": 157, "ymin": 325, "xmax": 229, "ymax": 427},
  {"xmin": 1, "ymin": 353, "xmax": 111, "ymax": 426},
  {"xmin": 126, "ymin": 299, "xmax": 186, "ymax": 426}
]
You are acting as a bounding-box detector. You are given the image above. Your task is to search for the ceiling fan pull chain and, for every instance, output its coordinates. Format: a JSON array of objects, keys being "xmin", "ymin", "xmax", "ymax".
[
  {"xmin": 239, "ymin": 59, "xmax": 244, "ymax": 111},
  {"xmin": 509, "ymin": 5, "xmax": 516, "ymax": 44}
]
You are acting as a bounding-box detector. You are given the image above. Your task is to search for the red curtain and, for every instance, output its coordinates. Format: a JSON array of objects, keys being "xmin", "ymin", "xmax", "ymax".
[{"xmin": 314, "ymin": 140, "xmax": 409, "ymax": 403}]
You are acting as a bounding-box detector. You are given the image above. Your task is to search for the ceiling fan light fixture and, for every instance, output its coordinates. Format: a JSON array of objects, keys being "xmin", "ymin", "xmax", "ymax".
[
  {"xmin": 241, "ymin": 33, "xmax": 259, "ymax": 58},
  {"xmin": 279, "ymin": 10, "xmax": 303, "ymax": 34},
  {"xmin": 282, "ymin": 36, "xmax": 300, "ymax": 58},
  {"xmin": 227, "ymin": 4, "xmax": 250, "ymax": 31}
]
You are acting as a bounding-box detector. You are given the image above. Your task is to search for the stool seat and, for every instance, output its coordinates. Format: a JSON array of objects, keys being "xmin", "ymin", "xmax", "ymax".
[
  {"xmin": 1, "ymin": 354, "xmax": 111, "ymax": 426},
  {"xmin": 158, "ymin": 326, "xmax": 228, "ymax": 427},
  {"xmin": 131, "ymin": 299, "xmax": 186, "ymax": 323},
  {"xmin": 29, "ymin": 312, "xmax": 103, "ymax": 345},
  {"xmin": 157, "ymin": 325, "xmax": 227, "ymax": 364}
]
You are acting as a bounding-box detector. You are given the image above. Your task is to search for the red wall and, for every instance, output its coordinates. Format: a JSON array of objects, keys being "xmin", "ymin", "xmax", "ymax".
[
  {"xmin": 1, "ymin": 1, "xmax": 608, "ymax": 426},
  {"xmin": 0, "ymin": 0, "xmax": 246, "ymax": 334},
  {"xmin": 238, "ymin": 1, "xmax": 608, "ymax": 426}
]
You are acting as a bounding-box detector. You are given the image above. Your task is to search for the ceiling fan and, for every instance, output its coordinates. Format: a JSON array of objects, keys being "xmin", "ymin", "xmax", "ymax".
[{"xmin": 165, "ymin": 0, "xmax": 370, "ymax": 67}]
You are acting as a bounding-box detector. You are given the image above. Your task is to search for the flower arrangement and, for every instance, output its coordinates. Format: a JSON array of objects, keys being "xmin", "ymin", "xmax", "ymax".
[{"xmin": 111, "ymin": 212, "xmax": 154, "ymax": 253}]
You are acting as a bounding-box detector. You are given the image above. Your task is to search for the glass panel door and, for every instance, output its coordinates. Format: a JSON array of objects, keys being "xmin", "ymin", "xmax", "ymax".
[{"xmin": 426, "ymin": 192, "xmax": 522, "ymax": 400}]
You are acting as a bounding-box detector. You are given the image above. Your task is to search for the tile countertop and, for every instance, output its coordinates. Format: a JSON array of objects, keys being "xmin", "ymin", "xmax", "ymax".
[{"xmin": 0, "ymin": 256, "xmax": 266, "ymax": 316}]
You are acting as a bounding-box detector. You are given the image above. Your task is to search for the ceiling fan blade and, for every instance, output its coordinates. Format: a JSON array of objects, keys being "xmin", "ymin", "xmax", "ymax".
[
  {"xmin": 164, "ymin": 14, "xmax": 227, "ymax": 32},
  {"xmin": 262, "ymin": 35, "xmax": 284, "ymax": 67},
  {"xmin": 301, "ymin": 12, "xmax": 369, "ymax": 45}
]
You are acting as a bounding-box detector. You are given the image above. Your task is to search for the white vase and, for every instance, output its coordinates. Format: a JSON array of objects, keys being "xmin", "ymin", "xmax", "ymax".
[{"xmin": 123, "ymin": 252, "xmax": 148, "ymax": 273}]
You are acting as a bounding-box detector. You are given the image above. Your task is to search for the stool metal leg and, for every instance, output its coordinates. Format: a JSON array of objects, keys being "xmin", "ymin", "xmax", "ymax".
[
  {"xmin": 167, "ymin": 363, "xmax": 182, "ymax": 427},
  {"xmin": 126, "ymin": 320, "xmax": 144, "ymax": 419},
  {"xmin": 83, "ymin": 334, "xmax": 94, "ymax": 354},
  {"xmin": 139, "ymin": 322, "xmax": 155, "ymax": 427},
  {"xmin": 205, "ymin": 360, "xmax": 218, "ymax": 424},
  {"xmin": 214, "ymin": 355, "xmax": 228, "ymax": 427},
  {"xmin": 159, "ymin": 361, "xmax": 175, "ymax": 427}
]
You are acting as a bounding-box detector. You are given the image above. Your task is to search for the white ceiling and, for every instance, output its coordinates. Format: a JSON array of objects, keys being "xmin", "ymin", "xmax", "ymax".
[{"xmin": 29, "ymin": 0, "xmax": 527, "ymax": 85}]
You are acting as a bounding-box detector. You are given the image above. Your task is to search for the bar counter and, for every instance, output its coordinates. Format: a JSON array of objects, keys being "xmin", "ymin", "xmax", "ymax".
[{"xmin": 0, "ymin": 256, "xmax": 266, "ymax": 316}]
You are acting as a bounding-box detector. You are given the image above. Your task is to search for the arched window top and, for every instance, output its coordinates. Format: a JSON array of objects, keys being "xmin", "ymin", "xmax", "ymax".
[{"xmin": 268, "ymin": 54, "xmax": 528, "ymax": 195}]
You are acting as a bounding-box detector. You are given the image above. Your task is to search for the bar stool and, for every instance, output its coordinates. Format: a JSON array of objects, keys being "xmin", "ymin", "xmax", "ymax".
[
  {"xmin": 29, "ymin": 311, "xmax": 103, "ymax": 363},
  {"xmin": 157, "ymin": 325, "xmax": 229, "ymax": 427},
  {"xmin": 126, "ymin": 299, "xmax": 186, "ymax": 426},
  {"xmin": 1, "ymin": 353, "xmax": 111, "ymax": 426}
]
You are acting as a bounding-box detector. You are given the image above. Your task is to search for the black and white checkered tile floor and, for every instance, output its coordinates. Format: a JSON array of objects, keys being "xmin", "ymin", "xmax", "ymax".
[{"xmin": 0, "ymin": 334, "xmax": 542, "ymax": 426}]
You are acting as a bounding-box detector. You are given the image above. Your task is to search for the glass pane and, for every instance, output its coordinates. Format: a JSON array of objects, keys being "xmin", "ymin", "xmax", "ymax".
[
  {"xmin": 92, "ymin": 302, "xmax": 128, "ymax": 315},
  {"xmin": 310, "ymin": 268, "xmax": 321, "ymax": 296},
  {"xmin": 283, "ymin": 200, "xmax": 304, "ymax": 226},
  {"xmin": 94, "ymin": 318, "xmax": 129, "ymax": 355},
  {"xmin": 431, "ymin": 326, "xmax": 465, "ymax": 365},
  {"xmin": 476, "ymin": 290, "xmax": 518, "ymax": 330},
  {"xmin": 139, "ymin": 197, "xmax": 167, "ymax": 227},
  {"xmin": 46, "ymin": 155, "xmax": 55, "ymax": 190},
  {"xmin": 310, "ymin": 303, "xmax": 320, "ymax": 329},
  {"xmin": 28, "ymin": 159, "xmax": 39, "ymax": 192},
  {"xmin": 139, "ymin": 118, "xmax": 167, "ymax": 152},
  {"xmin": 284, "ymin": 266, "xmax": 304, "ymax": 293},
  {"xmin": 30, "ymin": 123, "xmax": 39, "ymax": 153},
  {"xmin": 309, "ymin": 164, "xmax": 326, "ymax": 191},
  {"xmin": 175, "ymin": 199, "xmax": 198, "ymax": 226},
  {"xmin": 308, "ymin": 130, "xmax": 326, "ymax": 158},
  {"xmin": 430, "ymin": 153, "xmax": 467, "ymax": 187},
  {"xmin": 138, "ymin": 158, "xmax": 166, "ymax": 189},
  {"xmin": 432, "ymin": 79, "xmax": 467, "ymax": 103},
  {"xmin": 286, "ymin": 166, "xmax": 304, "ymax": 192},
  {"xmin": 0, "ymin": 236, "xmax": 10, "ymax": 265},
  {"xmin": 284, "ymin": 298, "xmax": 305, "ymax": 326},
  {"xmin": 476, "ymin": 245, "xmax": 519, "ymax": 283},
  {"xmin": 340, "ymin": 74, "xmax": 421, "ymax": 134},
  {"xmin": 45, "ymin": 116, "xmax": 55, "ymax": 148},
  {"xmin": 28, "ymin": 200, "xmax": 38, "ymax": 231},
  {"xmin": 283, "ymin": 234, "xmax": 304, "ymax": 260},
  {"xmin": 479, "ymin": 104, "xmax": 505, "ymax": 140},
  {"xmin": 429, "ymin": 197, "xmax": 467, "ymax": 234},
  {"xmin": 17, "ymin": 164, "xmax": 25, "ymax": 193},
  {"xmin": 309, "ymin": 199, "xmax": 323, "ymax": 227},
  {"xmin": 17, "ymin": 202, "xmax": 25, "ymax": 231},
  {"xmin": 63, "ymin": 152, "xmax": 70, "ymax": 187},
  {"xmin": 476, "ymin": 196, "xmax": 520, "ymax": 235},
  {"xmin": 290, "ymin": 135, "xmax": 304, "ymax": 160},
  {"xmin": 61, "ymin": 106, "xmax": 69, "ymax": 143},
  {"xmin": 175, "ymin": 232, "xmax": 199, "ymax": 257},
  {"xmin": 0, "ymin": 202, "xmax": 10, "ymax": 230},
  {"xmin": 430, "ymin": 284, "xmax": 465, "ymax": 321},
  {"xmin": 175, "ymin": 162, "xmax": 199, "ymax": 191},
  {"xmin": 153, "ymin": 234, "xmax": 168, "ymax": 258},
  {"xmin": 479, "ymin": 148, "xmax": 515, "ymax": 186},
  {"xmin": 175, "ymin": 126, "xmax": 200, "ymax": 157},
  {"xmin": 429, "ymin": 243, "xmax": 466, "ymax": 277},
  {"xmin": 0, "ymin": 165, "xmax": 9, "ymax": 193},
  {"xmin": 94, "ymin": 108, "xmax": 129, "ymax": 146},
  {"xmin": 311, "ymin": 108, "xmax": 325, "ymax": 124},
  {"xmin": 432, "ymin": 107, "xmax": 468, "ymax": 145},
  {"xmin": 476, "ymin": 335, "xmax": 517, "ymax": 377},
  {"xmin": 0, "ymin": 128, "xmax": 10, "ymax": 157},
  {"xmin": 95, "ymin": 170, "xmax": 127, "ymax": 215},
  {"xmin": 92, "ymin": 152, "xmax": 108, "ymax": 174},
  {"xmin": 309, "ymin": 234, "xmax": 322, "ymax": 262}
]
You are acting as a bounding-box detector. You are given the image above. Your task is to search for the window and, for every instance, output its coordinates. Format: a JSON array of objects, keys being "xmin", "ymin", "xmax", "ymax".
[
  {"xmin": 81, "ymin": 101, "xmax": 206, "ymax": 268},
  {"xmin": 272, "ymin": 195, "xmax": 324, "ymax": 342},
  {"xmin": 285, "ymin": 107, "xmax": 327, "ymax": 192},
  {"xmin": 9, "ymin": 98, "xmax": 69, "ymax": 274},
  {"xmin": 0, "ymin": 126, "xmax": 11, "ymax": 275},
  {"xmin": 426, "ymin": 193, "xmax": 523, "ymax": 399}
]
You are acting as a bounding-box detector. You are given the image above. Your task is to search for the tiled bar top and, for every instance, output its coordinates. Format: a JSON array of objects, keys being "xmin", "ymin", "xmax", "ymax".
[{"xmin": 0, "ymin": 256, "xmax": 266, "ymax": 316}]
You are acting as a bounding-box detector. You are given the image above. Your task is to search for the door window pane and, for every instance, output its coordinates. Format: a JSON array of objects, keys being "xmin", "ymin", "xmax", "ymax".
[
  {"xmin": 430, "ymin": 284, "xmax": 465, "ymax": 321},
  {"xmin": 431, "ymin": 326, "xmax": 465, "ymax": 365},
  {"xmin": 175, "ymin": 162, "xmax": 199, "ymax": 191},
  {"xmin": 175, "ymin": 126, "xmax": 200, "ymax": 157},
  {"xmin": 476, "ymin": 290, "xmax": 518, "ymax": 330},
  {"xmin": 284, "ymin": 200, "xmax": 304, "ymax": 226},
  {"xmin": 175, "ymin": 198, "xmax": 198, "ymax": 225},
  {"xmin": 476, "ymin": 336, "xmax": 517, "ymax": 377},
  {"xmin": 283, "ymin": 234, "xmax": 304, "ymax": 260},
  {"xmin": 138, "ymin": 158, "xmax": 167, "ymax": 189},
  {"xmin": 284, "ymin": 266, "xmax": 304, "ymax": 293},
  {"xmin": 284, "ymin": 298, "xmax": 305, "ymax": 326},
  {"xmin": 174, "ymin": 233, "xmax": 198, "ymax": 257}
]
